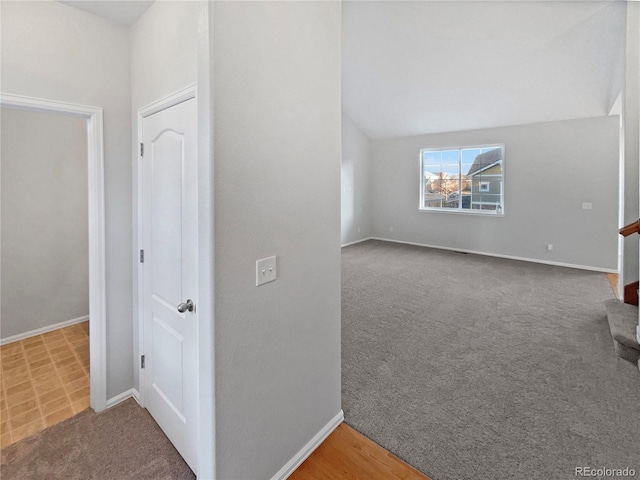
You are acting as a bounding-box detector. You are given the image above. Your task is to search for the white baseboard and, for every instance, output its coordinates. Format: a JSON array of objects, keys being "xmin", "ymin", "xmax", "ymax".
[
  {"xmin": 271, "ymin": 409, "xmax": 344, "ymax": 480},
  {"xmin": 1, "ymin": 315, "xmax": 89, "ymax": 345},
  {"xmin": 106, "ymin": 388, "xmax": 140, "ymax": 409},
  {"xmin": 341, "ymin": 237, "xmax": 373, "ymax": 248},
  {"xmin": 369, "ymin": 237, "xmax": 617, "ymax": 274}
]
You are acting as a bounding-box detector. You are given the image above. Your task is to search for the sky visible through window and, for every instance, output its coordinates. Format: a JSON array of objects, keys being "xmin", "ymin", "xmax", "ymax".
[
  {"xmin": 421, "ymin": 146, "xmax": 504, "ymax": 213},
  {"xmin": 423, "ymin": 148, "xmax": 496, "ymax": 176}
]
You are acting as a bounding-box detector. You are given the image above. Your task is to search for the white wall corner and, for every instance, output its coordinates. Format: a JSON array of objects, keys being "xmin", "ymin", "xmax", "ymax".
[
  {"xmin": 270, "ymin": 410, "xmax": 344, "ymax": 480},
  {"xmin": 106, "ymin": 388, "xmax": 140, "ymax": 409},
  {"xmin": 609, "ymin": 91, "xmax": 622, "ymax": 116},
  {"xmin": 342, "ymin": 237, "xmax": 374, "ymax": 248}
]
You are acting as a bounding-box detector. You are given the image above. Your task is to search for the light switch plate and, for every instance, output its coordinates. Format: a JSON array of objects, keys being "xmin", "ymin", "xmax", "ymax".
[
  {"xmin": 582, "ymin": 202, "xmax": 592, "ymax": 210},
  {"xmin": 256, "ymin": 256, "xmax": 277, "ymax": 286}
]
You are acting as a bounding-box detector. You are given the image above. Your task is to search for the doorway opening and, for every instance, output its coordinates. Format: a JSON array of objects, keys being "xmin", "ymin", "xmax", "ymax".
[{"xmin": 0, "ymin": 93, "xmax": 107, "ymax": 431}]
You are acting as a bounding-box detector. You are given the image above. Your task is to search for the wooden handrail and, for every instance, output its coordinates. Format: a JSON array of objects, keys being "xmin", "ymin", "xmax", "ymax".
[{"xmin": 619, "ymin": 219, "xmax": 640, "ymax": 237}]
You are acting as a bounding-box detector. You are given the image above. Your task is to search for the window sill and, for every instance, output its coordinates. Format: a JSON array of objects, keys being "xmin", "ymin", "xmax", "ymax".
[{"xmin": 418, "ymin": 208, "xmax": 505, "ymax": 217}]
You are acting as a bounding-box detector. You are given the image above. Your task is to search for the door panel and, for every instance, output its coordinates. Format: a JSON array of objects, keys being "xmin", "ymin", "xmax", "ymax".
[
  {"xmin": 142, "ymin": 97, "xmax": 197, "ymax": 473},
  {"xmin": 150, "ymin": 131, "xmax": 184, "ymax": 308},
  {"xmin": 151, "ymin": 313, "xmax": 184, "ymax": 416}
]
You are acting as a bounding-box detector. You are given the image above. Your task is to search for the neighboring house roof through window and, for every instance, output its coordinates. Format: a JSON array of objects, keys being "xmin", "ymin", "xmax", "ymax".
[{"xmin": 467, "ymin": 148, "xmax": 503, "ymax": 176}]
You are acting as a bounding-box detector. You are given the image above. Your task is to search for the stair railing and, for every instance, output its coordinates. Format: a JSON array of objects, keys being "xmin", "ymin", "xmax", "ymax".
[
  {"xmin": 619, "ymin": 219, "xmax": 640, "ymax": 237},
  {"xmin": 618, "ymin": 219, "xmax": 640, "ymax": 305}
]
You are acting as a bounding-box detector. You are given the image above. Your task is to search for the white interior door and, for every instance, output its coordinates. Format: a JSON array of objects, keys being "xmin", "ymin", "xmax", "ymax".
[{"xmin": 141, "ymin": 97, "xmax": 198, "ymax": 472}]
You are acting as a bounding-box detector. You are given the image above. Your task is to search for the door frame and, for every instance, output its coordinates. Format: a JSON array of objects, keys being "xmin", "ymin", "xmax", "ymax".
[
  {"xmin": 0, "ymin": 92, "xmax": 108, "ymax": 412},
  {"xmin": 135, "ymin": 83, "xmax": 198, "ymax": 406}
]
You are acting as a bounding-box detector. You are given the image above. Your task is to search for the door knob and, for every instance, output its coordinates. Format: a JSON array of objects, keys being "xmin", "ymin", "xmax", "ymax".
[{"xmin": 177, "ymin": 299, "xmax": 194, "ymax": 313}]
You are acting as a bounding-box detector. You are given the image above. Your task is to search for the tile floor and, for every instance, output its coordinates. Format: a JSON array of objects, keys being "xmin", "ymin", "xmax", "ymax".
[{"xmin": 0, "ymin": 321, "xmax": 90, "ymax": 449}]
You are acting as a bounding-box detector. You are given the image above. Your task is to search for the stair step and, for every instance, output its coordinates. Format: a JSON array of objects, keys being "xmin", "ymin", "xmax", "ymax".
[{"xmin": 604, "ymin": 299, "xmax": 640, "ymax": 364}]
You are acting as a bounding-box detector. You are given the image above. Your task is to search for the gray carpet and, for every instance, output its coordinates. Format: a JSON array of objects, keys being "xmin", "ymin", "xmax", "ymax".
[
  {"xmin": 0, "ymin": 399, "xmax": 194, "ymax": 479},
  {"xmin": 342, "ymin": 240, "xmax": 640, "ymax": 480}
]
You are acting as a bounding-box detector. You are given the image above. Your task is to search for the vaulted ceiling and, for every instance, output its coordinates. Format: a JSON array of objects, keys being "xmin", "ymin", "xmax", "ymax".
[
  {"xmin": 56, "ymin": 0, "xmax": 626, "ymax": 140},
  {"xmin": 342, "ymin": 1, "xmax": 626, "ymax": 139}
]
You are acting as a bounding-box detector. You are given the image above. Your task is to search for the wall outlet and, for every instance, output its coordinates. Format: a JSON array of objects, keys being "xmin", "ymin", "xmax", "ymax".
[
  {"xmin": 582, "ymin": 202, "xmax": 592, "ymax": 210},
  {"xmin": 546, "ymin": 244, "xmax": 553, "ymax": 251},
  {"xmin": 256, "ymin": 256, "xmax": 277, "ymax": 286},
  {"xmin": 357, "ymin": 226, "xmax": 361, "ymax": 233},
  {"xmin": 389, "ymin": 226, "xmax": 394, "ymax": 233}
]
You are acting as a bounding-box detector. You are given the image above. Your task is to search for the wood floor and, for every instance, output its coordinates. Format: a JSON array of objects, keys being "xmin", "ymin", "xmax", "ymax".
[
  {"xmin": 607, "ymin": 272, "xmax": 619, "ymax": 299},
  {"xmin": 290, "ymin": 423, "xmax": 431, "ymax": 480},
  {"xmin": 0, "ymin": 322, "xmax": 90, "ymax": 449}
]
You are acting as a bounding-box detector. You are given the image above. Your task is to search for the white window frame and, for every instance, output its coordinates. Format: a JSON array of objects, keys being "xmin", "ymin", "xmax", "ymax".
[
  {"xmin": 419, "ymin": 143, "xmax": 505, "ymax": 216},
  {"xmin": 479, "ymin": 181, "xmax": 490, "ymax": 192}
]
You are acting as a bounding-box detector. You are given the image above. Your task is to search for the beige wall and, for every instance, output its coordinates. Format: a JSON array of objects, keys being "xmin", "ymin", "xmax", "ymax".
[
  {"xmin": 342, "ymin": 113, "xmax": 373, "ymax": 245},
  {"xmin": 371, "ymin": 116, "xmax": 620, "ymax": 271},
  {"xmin": 213, "ymin": 2, "xmax": 342, "ymax": 478},
  {"xmin": 1, "ymin": 1, "xmax": 133, "ymax": 397},
  {"xmin": 1, "ymin": 108, "xmax": 88, "ymax": 339}
]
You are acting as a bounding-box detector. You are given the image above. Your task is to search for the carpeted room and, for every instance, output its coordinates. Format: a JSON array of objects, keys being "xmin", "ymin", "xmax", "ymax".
[
  {"xmin": 341, "ymin": 240, "xmax": 640, "ymax": 480},
  {"xmin": 341, "ymin": 1, "xmax": 640, "ymax": 479}
]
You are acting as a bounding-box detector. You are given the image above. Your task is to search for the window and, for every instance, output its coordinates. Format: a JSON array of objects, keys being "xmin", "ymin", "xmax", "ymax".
[{"xmin": 420, "ymin": 145, "xmax": 504, "ymax": 214}]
